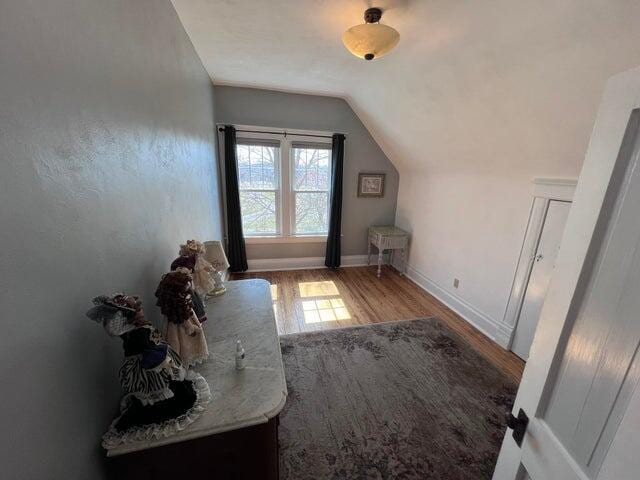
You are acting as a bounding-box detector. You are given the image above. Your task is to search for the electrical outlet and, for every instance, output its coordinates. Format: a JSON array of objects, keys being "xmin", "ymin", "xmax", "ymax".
[{"xmin": 453, "ymin": 278, "xmax": 459, "ymax": 288}]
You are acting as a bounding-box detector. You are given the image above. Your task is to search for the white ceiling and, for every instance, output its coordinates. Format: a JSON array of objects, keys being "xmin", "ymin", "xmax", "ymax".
[
  {"xmin": 171, "ymin": 0, "xmax": 640, "ymax": 174},
  {"xmin": 171, "ymin": 0, "xmax": 409, "ymax": 94}
]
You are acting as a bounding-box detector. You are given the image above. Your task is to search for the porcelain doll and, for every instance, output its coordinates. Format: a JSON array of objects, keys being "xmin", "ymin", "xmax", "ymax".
[
  {"xmin": 86, "ymin": 293, "xmax": 210, "ymax": 449},
  {"xmin": 155, "ymin": 268, "xmax": 209, "ymax": 367},
  {"xmin": 171, "ymin": 239, "xmax": 219, "ymax": 298},
  {"xmin": 170, "ymin": 240, "xmax": 210, "ymax": 321}
]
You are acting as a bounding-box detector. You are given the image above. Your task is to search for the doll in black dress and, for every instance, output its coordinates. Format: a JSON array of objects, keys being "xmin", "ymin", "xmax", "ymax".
[{"xmin": 87, "ymin": 293, "xmax": 210, "ymax": 449}]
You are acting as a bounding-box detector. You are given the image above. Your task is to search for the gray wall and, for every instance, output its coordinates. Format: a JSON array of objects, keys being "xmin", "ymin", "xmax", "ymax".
[
  {"xmin": 214, "ymin": 86, "xmax": 399, "ymax": 259},
  {"xmin": 0, "ymin": 1, "xmax": 222, "ymax": 478}
]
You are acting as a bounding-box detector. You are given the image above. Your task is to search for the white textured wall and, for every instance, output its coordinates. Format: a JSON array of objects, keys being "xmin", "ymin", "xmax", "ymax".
[
  {"xmin": 0, "ymin": 1, "xmax": 222, "ymax": 478},
  {"xmin": 395, "ymin": 172, "xmax": 530, "ymax": 325},
  {"xmin": 381, "ymin": 1, "xmax": 640, "ymax": 336}
]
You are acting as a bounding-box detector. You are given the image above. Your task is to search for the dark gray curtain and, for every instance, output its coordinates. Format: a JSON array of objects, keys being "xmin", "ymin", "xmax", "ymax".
[
  {"xmin": 325, "ymin": 134, "xmax": 345, "ymax": 268},
  {"xmin": 223, "ymin": 125, "xmax": 248, "ymax": 272}
]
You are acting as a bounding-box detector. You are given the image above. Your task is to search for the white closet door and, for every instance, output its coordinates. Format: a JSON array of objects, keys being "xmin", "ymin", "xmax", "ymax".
[{"xmin": 511, "ymin": 200, "xmax": 571, "ymax": 360}]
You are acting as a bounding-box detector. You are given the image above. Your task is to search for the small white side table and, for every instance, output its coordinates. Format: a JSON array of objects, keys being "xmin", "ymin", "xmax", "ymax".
[{"xmin": 367, "ymin": 226, "xmax": 410, "ymax": 278}]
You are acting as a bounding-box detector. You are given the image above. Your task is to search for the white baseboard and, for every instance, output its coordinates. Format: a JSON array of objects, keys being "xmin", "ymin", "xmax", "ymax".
[
  {"xmin": 405, "ymin": 263, "xmax": 501, "ymax": 343},
  {"xmin": 494, "ymin": 322, "xmax": 514, "ymax": 349},
  {"xmin": 246, "ymin": 254, "xmax": 380, "ymax": 272}
]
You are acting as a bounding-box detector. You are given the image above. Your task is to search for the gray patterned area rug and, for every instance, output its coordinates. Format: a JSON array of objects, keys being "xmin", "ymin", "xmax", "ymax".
[{"xmin": 278, "ymin": 318, "xmax": 517, "ymax": 480}]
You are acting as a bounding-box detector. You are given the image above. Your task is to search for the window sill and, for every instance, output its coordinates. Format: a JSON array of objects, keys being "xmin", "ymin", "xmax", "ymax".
[{"xmin": 245, "ymin": 235, "xmax": 328, "ymax": 245}]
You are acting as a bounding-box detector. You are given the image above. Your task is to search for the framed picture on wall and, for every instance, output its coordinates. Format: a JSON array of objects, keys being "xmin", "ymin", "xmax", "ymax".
[{"xmin": 358, "ymin": 173, "xmax": 385, "ymax": 197}]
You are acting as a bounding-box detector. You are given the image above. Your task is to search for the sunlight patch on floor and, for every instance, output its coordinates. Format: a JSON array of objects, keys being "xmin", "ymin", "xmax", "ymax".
[
  {"xmin": 301, "ymin": 297, "xmax": 351, "ymax": 324},
  {"xmin": 298, "ymin": 281, "xmax": 340, "ymax": 298}
]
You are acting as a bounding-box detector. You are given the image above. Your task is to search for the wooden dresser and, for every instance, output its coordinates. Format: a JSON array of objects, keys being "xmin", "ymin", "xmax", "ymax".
[{"xmin": 108, "ymin": 279, "xmax": 287, "ymax": 480}]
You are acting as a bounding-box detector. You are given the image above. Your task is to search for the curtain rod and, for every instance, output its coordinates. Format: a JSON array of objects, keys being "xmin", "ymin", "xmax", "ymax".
[{"xmin": 217, "ymin": 126, "xmax": 345, "ymax": 140}]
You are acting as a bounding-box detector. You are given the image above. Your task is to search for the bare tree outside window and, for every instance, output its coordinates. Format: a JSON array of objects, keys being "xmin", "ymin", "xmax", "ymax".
[
  {"xmin": 237, "ymin": 143, "xmax": 279, "ymax": 235},
  {"xmin": 292, "ymin": 146, "xmax": 331, "ymax": 235}
]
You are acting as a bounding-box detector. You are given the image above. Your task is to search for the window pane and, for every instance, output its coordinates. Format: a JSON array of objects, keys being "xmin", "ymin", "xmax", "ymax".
[
  {"xmin": 239, "ymin": 191, "xmax": 277, "ymax": 235},
  {"xmin": 293, "ymin": 147, "xmax": 330, "ymax": 191},
  {"xmin": 295, "ymin": 192, "xmax": 329, "ymax": 234},
  {"xmin": 237, "ymin": 144, "xmax": 278, "ymax": 189}
]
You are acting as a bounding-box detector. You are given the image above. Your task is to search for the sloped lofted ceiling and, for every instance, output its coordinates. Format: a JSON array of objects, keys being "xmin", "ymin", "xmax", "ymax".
[
  {"xmin": 171, "ymin": 0, "xmax": 640, "ymax": 175},
  {"xmin": 171, "ymin": 0, "xmax": 640, "ymax": 329}
]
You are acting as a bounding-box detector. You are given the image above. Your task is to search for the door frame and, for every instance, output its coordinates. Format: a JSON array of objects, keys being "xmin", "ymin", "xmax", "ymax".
[
  {"xmin": 493, "ymin": 65, "xmax": 640, "ymax": 479},
  {"xmin": 495, "ymin": 179, "xmax": 577, "ymax": 349}
]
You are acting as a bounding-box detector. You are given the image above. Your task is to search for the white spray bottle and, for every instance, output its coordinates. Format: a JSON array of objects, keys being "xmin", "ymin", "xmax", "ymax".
[{"xmin": 235, "ymin": 339, "xmax": 246, "ymax": 370}]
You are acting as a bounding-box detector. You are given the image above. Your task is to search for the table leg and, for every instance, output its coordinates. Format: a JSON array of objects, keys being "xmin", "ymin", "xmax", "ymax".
[
  {"xmin": 377, "ymin": 250, "xmax": 383, "ymax": 278},
  {"xmin": 367, "ymin": 241, "xmax": 371, "ymax": 265},
  {"xmin": 400, "ymin": 247, "xmax": 406, "ymax": 275}
]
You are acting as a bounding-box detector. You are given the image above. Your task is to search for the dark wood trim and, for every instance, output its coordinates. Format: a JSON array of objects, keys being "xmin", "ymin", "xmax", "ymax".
[{"xmin": 109, "ymin": 416, "xmax": 279, "ymax": 480}]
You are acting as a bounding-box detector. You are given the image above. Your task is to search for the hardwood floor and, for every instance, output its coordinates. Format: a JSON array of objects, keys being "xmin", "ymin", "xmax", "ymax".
[{"xmin": 230, "ymin": 265, "xmax": 524, "ymax": 383}]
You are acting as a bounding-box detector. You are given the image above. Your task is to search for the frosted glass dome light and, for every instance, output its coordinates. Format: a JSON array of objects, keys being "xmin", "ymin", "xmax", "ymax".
[{"xmin": 342, "ymin": 8, "xmax": 399, "ymax": 61}]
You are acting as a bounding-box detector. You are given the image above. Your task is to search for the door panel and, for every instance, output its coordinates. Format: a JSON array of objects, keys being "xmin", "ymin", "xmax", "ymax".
[
  {"xmin": 542, "ymin": 134, "xmax": 640, "ymax": 476},
  {"xmin": 511, "ymin": 200, "xmax": 571, "ymax": 360},
  {"xmin": 521, "ymin": 420, "xmax": 587, "ymax": 480}
]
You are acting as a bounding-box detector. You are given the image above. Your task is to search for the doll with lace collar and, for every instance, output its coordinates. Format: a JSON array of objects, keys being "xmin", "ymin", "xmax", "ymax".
[
  {"xmin": 171, "ymin": 239, "xmax": 218, "ymax": 298},
  {"xmin": 86, "ymin": 293, "xmax": 210, "ymax": 449},
  {"xmin": 155, "ymin": 268, "xmax": 209, "ymax": 367}
]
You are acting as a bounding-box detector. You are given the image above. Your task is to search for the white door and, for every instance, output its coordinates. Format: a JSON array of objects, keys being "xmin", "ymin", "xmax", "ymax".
[
  {"xmin": 493, "ymin": 66, "xmax": 640, "ymax": 480},
  {"xmin": 511, "ymin": 200, "xmax": 571, "ymax": 360}
]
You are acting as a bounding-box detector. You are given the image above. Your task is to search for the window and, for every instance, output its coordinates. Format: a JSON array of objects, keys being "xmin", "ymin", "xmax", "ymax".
[
  {"xmin": 236, "ymin": 141, "xmax": 280, "ymax": 236},
  {"xmin": 228, "ymin": 128, "xmax": 333, "ymax": 242},
  {"xmin": 292, "ymin": 143, "xmax": 331, "ymax": 235}
]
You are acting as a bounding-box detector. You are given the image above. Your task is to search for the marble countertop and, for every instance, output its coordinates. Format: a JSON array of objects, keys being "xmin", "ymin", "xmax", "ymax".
[{"xmin": 107, "ymin": 279, "xmax": 287, "ymax": 456}]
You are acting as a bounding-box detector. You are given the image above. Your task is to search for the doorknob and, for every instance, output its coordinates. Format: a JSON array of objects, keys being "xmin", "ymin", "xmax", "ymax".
[{"xmin": 505, "ymin": 408, "xmax": 529, "ymax": 447}]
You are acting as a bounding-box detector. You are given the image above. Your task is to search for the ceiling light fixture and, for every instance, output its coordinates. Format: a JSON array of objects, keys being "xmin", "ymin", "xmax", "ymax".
[{"xmin": 342, "ymin": 7, "xmax": 399, "ymax": 61}]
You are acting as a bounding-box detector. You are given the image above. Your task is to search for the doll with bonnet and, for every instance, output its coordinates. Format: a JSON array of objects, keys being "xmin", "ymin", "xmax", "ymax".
[
  {"xmin": 170, "ymin": 240, "xmax": 209, "ymax": 324},
  {"xmin": 155, "ymin": 268, "xmax": 209, "ymax": 367},
  {"xmin": 171, "ymin": 240, "xmax": 221, "ymax": 298},
  {"xmin": 86, "ymin": 293, "xmax": 210, "ymax": 449}
]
